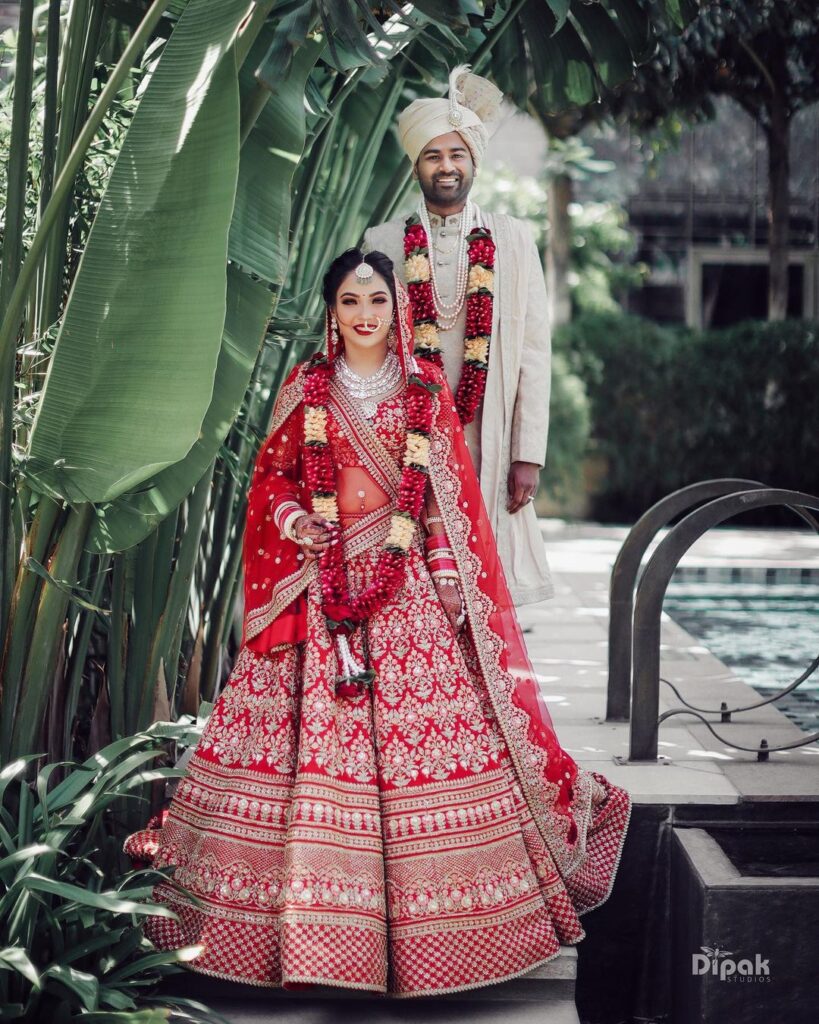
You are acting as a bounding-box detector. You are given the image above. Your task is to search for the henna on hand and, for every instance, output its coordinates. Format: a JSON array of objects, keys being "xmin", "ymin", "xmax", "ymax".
[
  {"xmin": 293, "ymin": 513, "xmax": 336, "ymax": 559},
  {"xmin": 434, "ymin": 578, "xmax": 464, "ymax": 632}
]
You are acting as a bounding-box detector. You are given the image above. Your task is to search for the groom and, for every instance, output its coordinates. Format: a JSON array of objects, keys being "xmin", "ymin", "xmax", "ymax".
[{"xmin": 363, "ymin": 66, "xmax": 553, "ymax": 605}]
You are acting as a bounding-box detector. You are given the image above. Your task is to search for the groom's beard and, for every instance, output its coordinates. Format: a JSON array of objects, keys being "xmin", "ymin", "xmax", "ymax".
[{"xmin": 418, "ymin": 170, "xmax": 473, "ymax": 208}]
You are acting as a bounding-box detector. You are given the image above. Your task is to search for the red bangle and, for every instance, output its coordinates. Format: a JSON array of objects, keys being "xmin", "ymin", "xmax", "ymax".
[
  {"xmin": 424, "ymin": 533, "xmax": 451, "ymax": 551},
  {"xmin": 273, "ymin": 499, "xmax": 303, "ymax": 534}
]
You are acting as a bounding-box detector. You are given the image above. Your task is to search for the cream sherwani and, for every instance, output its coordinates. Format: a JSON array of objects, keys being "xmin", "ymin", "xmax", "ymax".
[{"xmin": 363, "ymin": 207, "xmax": 554, "ymax": 605}]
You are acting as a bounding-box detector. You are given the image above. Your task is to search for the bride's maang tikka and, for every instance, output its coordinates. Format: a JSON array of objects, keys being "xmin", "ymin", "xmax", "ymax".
[{"xmin": 355, "ymin": 259, "xmax": 374, "ymax": 284}]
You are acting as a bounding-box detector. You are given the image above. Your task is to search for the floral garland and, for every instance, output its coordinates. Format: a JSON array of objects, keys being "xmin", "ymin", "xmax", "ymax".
[
  {"xmin": 404, "ymin": 213, "xmax": 495, "ymax": 426},
  {"xmin": 302, "ymin": 353, "xmax": 441, "ymax": 697}
]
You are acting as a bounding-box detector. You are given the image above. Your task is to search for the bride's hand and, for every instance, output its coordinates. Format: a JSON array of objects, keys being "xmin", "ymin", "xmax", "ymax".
[
  {"xmin": 293, "ymin": 514, "xmax": 336, "ymax": 560},
  {"xmin": 434, "ymin": 577, "xmax": 464, "ymax": 633}
]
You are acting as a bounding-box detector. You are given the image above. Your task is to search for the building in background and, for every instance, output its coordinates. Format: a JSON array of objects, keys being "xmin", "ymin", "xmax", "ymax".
[
  {"xmin": 487, "ymin": 97, "xmax": 819, "ymax": 329},
  {"xmin": 599, "ymin": 97, "xmax": 819, "ymax": 328}
]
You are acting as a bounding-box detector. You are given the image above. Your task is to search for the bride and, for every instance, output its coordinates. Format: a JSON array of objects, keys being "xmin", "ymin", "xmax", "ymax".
[{"xmin": 125, "ymin": 248, "xmax": 631, "ymax": 997}]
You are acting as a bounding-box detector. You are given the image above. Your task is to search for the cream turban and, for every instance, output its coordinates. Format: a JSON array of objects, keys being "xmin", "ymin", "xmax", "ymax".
[{"xmin": 397, "ymin": 64, "xmax": 503, "ymax": 171}]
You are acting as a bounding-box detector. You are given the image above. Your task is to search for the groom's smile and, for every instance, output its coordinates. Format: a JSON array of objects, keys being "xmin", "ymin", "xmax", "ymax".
[{"xmin": 414, "ymin": 131, "xmax": 475, "ymax": 213}]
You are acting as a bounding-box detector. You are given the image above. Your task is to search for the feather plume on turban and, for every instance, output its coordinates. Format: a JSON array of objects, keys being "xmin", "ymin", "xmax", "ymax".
[{"xmin": 397, "ymin": 64, "xmax": 503, "ymax": 171}]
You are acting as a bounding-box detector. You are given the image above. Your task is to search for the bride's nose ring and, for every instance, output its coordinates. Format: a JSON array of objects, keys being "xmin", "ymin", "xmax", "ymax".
[{"xmin": 360, "ymin": 316, "xmax": 385, "ymax": 332}]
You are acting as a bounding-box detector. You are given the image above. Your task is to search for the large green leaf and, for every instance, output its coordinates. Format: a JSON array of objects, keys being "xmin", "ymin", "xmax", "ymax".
[
  {"xmin": 607, "ymin": 0, "xmax": 654, "ymax": 65},
  {"xmin": 229, "ymin": 35, "xmax": 325, "ymax": 285},
  {"xmin": 571, "ymin": 4, "xmax": 634, "ymax": 90},
  {"xmin": 662, "ymin": 0, "xmax": 699, "ymax": 31},
  {"xmin": 0, "ymin": 947, "xmax": 40, "ymax": 988},
  {"xmin": 546, "ymin": 0, "xmax": 571, "ymax": 32},
  {"xmin": 12, "ymin": 874, "xmax": 178, "ymax": 918},
  {"xmin": 87, "ymin": 39, "xmax": 324, "ymax": 553},
  {"xmin": 86, "ymin": 267, "xmax": 267, "ymax": 553},
  {"xmin": 41, "ymin": 964, "xmax": 100, "ymax": 1012},
  {"xmin": 26, "ymin": 0, "xmax": 252, "ymax": 505},
  {"xmin": 521, "ymin": 2, "xmax": 597, "ymax": 111},
  {"xmin": 488, "ymin": 0, "xmax": 696, "ymax": 113}
]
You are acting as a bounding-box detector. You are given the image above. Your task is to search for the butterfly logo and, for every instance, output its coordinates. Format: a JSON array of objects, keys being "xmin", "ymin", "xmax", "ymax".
[{"xmin": 700, "ymin": 946, "xmax": 733, "ymax": 965}]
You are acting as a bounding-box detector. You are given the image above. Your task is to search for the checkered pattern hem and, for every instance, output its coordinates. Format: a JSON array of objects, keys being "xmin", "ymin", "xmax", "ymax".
[{"xmin": 144, "ymin": 884, "xmax": 564, "ymax": 997}]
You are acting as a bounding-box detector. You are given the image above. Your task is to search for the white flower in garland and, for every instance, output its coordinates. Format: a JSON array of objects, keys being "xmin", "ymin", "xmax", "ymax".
[
  {"xmin": 404, "ymin": 432, "xmax": 430, "ymax": 468},
  {"xmin": 312, "ymin": 495, "xmax": 339, "ymax": 523},
  {"xmin": 304, "ymin": 405, "xmax": 328, "ymax": 444},
  {"xmin": 386, "ymin": 513, "xmax": 416, "ymax": 552}
]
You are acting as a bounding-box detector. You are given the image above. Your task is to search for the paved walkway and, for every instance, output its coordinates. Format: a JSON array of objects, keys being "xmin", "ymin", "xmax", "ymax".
[{"xmin": 516, "ymin": 521, "xmax": 819, "ymax": 805}]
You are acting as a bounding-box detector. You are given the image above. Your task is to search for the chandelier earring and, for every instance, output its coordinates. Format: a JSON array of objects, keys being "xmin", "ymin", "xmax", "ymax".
[
  {"xmin": 387, "ymin": 323, "xmax": 397, "ymax": 351},
  {"xmin": 330, "ymin": 310, "xmax": 340, "ymax": 348}
]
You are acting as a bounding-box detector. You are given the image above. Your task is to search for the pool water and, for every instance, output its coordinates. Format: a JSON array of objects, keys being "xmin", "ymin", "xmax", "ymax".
[{"xmin": 664, "ymin": 581, "xmax": 819, "ymax": 734}]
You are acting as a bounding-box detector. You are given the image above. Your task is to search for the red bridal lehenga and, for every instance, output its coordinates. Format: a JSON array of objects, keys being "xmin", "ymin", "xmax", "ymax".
[{"xmin": 125, "ymin": 282, "xmax": 632, "ymax": 998}]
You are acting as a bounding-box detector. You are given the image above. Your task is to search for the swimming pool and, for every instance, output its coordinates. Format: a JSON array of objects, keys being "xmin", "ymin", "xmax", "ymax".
[{"xmin": 664, "ymin": 580, "xmax": 819, "ymax": 734}]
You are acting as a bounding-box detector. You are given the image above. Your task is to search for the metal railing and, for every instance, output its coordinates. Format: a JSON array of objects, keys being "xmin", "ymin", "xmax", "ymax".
[{"xmin": 606, "ymin": 481, "xmax": 819, "ymax": 762}]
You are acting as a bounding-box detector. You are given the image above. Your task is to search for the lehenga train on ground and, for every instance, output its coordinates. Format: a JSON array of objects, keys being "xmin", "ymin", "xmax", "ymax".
[{"xmin": 125, "ymin": 279, "xmax": 631, "ymax": 998}]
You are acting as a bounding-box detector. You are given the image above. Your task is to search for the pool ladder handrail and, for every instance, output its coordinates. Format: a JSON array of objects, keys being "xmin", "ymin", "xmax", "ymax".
[
  {"xmin": 607, "ymin": 479, "xmax": 775, "ymax": 721},
  {"xmin": 605, "ymin": 481, "xmax": 819, "ymax": 762}
]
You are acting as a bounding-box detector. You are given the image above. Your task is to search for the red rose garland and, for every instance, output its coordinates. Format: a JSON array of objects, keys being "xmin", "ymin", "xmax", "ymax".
[
  {"xmin": 301, "ymin": 353, "xmax": 441, "ymax": 697},
  {"xmin": 404, "ymin": 214, "xmax": 495, "ymax": 426}
]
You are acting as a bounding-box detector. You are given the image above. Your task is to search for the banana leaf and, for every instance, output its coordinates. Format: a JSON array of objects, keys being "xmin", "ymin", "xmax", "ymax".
[
  {"xmin": 571, "ymin": 2, "xmax": 634, "ymax": 90},
  {"xmin": 26, "ymin": 0, "xmax": 252, "ymax": 506},
  {"xmin": 230, "ymin": 33, "xmax": 325, "ymax": 284},
  {"xmin": 87, "ymin": 38, "xmax": 324, "ymax": 553}
]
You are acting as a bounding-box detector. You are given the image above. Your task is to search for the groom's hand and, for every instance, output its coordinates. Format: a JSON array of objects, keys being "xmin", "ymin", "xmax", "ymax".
[{"xmin": 506, "ymin": 461, "xmax": 540, "ymax": 514}]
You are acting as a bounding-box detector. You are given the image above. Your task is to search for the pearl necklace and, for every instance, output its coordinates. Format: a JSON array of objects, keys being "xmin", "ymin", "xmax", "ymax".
[
  {"xmin": 418, "ymin": 199, "xmax": 474, "ymax": 332},
  {"xmin": 335, "ymin": 351, "xmax": 402, "ymax": 419}
]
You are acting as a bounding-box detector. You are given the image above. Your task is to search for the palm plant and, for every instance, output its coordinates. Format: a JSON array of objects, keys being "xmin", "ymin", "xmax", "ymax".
[{"xmin": 0, "ymin": 1, "xmax": 692, "ymax": 772}]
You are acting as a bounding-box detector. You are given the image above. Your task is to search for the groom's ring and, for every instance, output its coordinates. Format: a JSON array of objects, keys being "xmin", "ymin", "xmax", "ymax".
[{"xmin": 526, "ymin": 494, "xmax": 535, "ymax": 503}]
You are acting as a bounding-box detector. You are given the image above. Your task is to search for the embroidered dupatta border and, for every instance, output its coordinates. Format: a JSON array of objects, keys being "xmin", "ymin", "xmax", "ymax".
[{"xmin": 428, "ymin": 394, "xmax": 597, "ymax": 881}]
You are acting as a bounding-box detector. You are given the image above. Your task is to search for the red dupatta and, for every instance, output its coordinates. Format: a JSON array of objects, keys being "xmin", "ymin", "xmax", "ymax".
[
  {"xmin": 240, "ymin": 363, "xmax": 312, "ymax": 651},
  {"xmin": 241, "ymin": 279, "xmax": 600, "ymax": 877}
]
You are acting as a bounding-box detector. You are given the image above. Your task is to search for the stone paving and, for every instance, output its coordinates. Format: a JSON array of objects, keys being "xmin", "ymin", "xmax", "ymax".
[{"xmin": 517, "ymin": 520, "xmax": 819, "ymax": 805}]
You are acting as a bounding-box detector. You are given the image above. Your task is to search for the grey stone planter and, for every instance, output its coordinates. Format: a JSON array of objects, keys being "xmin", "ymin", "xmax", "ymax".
[{"xmin": 672, "ymin": 825, "xmax": 819, "ymax": 1024}]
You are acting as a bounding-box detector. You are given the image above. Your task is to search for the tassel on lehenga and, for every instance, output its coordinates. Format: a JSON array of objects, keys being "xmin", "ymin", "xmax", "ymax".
[{"xmin": 334, "ymin": 632, "xmax": 375, "ymax": 698}]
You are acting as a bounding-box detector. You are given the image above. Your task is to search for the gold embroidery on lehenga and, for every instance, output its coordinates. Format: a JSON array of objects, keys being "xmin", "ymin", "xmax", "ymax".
[
  {"xmin": 132, "ymin": 362, "xmax": 631, "ymax": 997},
  {"xmin": 247, "ymin": 381, "xmax": 411, "ymax": 642}
]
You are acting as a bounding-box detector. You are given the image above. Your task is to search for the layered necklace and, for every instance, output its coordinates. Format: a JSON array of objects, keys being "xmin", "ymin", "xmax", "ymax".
[
  {"xmin": 404, "ymin": 200, "xmax": 496, "ymax": 426},
  {"xmin": 302, "ymin": 352, "xmax": 441, "ymax": 697},
  {"xmin": 334, "ymin": 350, "xmax": 401, "ymax": 419}
]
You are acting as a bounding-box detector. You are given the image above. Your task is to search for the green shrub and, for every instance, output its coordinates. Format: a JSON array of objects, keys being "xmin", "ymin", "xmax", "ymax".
[
  {"xmin": 556, "ymin": 314, "xmax": 819, "ymax": 523},
  {"xmin": 542, "ymin": 352, "xmax": 592, "ymax": 502},
  {"xmin": 0, "ymin": 726, "xmax": 216, "ymax": 1023}
]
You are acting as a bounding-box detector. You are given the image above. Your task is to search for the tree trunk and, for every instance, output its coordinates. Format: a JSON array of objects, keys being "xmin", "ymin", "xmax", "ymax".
[
  {"xmin": 547, "ymin": 172, "xmax": 573, "ymax": 326},
  {"xmin": 766, "ymin": 92, "xmax": 790, "ymax": 321}
]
